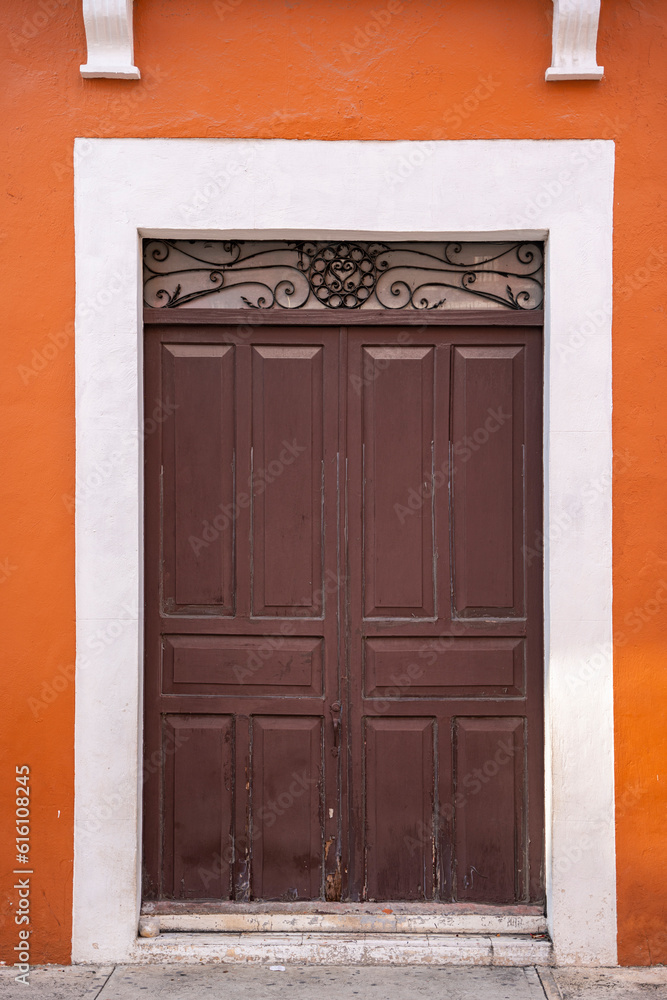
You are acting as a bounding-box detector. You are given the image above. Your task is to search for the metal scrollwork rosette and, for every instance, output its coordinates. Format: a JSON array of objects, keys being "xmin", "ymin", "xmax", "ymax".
[{"xmin": 306, "ymin": 242, "xmax": 378, "ymax": 309}]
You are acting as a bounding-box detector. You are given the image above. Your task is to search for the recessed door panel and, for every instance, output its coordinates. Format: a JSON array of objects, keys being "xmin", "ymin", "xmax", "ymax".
[
  {"xmin": 162, "ymin": 715, "xmax": 234, "ymax": 899},
  {"xmin": 364, "ymin": 636, "xmax": 525, "ymax": 698},
  {"xmin": 451, "ymin": 345, "xmax": 525, "ymax": 618},
  {"xmin": 251, "ymin": 345, "xmax": 323, "ymax": 617},
  {"xmin": 162, "ymin": 344, "xmax": 235, "ymax": 613},
  {"xmin": 364, "ymin": 717, "xmax": 436, "ymax": 900},
  {"xmin": 362, "ymin": 346, "xmax": 435, "ymax": 618},
  {"xmin": 453, "ymin": 717, "xmax": 527, "ymax": 903},
  {"xmin": 163, "ymin": 635, "xmax": 324, "ymax": 696},
  {"xmin": 251, "ymin": 716, "xmax": 323, "ymax": 901}
]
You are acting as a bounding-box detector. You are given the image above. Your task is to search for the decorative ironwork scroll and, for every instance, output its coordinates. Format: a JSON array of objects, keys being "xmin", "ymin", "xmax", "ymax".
[{"xmin": 143, "ymin": 239, "xmax": 544, "ymax": 311}]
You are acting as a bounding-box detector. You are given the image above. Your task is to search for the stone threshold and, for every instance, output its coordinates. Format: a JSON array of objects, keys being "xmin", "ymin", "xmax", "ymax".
[
  {"xmin": 140, "ymin": 901, "xmax": 546, "ymax": 937},
  {"xmin": 131, "ymin": 931, "xmax": 554, "ymax": 966}
]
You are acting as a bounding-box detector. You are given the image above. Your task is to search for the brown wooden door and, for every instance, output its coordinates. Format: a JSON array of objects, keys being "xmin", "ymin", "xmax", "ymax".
[
  {"xmin": 143, "ymin": 317, "xmax": 543, "ymax": 906},
  {"xmin": 143, "ymin": 326, "xmax": 341, "ymax": 902}
]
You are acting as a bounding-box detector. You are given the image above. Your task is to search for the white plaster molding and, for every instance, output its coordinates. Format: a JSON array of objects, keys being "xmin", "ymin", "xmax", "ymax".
[
  {"xmin": 73, "ymin": 138, "xmax": 616, "ymax": 967},
  {"xmin": 80, "ymin": 0, "xmax": 140, "ymax": 79},
  {"xmin": 546, "ymin": 0, "xmax": 604, "ymax": 81}
]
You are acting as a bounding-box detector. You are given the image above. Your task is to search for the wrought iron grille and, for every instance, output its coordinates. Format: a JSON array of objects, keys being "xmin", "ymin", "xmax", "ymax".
[{"xmin": 143, "ymin": 239, "xmax": 544, "ymax": 312}]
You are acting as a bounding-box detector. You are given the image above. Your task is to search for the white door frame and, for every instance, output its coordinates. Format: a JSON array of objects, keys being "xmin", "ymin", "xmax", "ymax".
[{"xmin": 73, "ymin": 138, "xmax": 616, "ymax": 965}]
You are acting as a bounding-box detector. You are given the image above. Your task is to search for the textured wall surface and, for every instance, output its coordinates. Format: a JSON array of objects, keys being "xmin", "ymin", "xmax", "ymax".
[{"xmin": 1, "ymin": 0, "xmax": 666, "ymax": 966}]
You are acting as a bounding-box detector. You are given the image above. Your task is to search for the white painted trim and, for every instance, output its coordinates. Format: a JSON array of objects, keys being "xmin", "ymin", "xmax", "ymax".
[
  {"xmin": 546, "ymin": 0, "xmax": 604, "ymax": 81},
  {"xmin": 80, "ymin": 0, "xmax": 140, "ymax": 79},
  {"xmin": 73, "ymin": 138, "xmax": 616, "ymax": 966}
]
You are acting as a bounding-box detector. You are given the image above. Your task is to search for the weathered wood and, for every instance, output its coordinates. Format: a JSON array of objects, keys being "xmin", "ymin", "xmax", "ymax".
[{"xmin": 143, "ymin": 320, "xmax": 544, "ymax": 905}]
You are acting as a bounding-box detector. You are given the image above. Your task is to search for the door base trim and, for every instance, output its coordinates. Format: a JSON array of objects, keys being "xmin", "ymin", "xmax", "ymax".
[{"xmin": 130, "ymin": 931, "xmax": 553, "ymax": 966}]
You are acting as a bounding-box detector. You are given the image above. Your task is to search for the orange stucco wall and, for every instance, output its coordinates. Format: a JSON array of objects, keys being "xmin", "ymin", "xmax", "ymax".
[{"xmin": 1, "ymin": 0, "xmax": 666, "ymax": 966}]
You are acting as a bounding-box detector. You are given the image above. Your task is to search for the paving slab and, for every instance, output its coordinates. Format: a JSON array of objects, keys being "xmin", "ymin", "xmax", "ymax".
[
  {"xmin": 97, "ymin": 964, "xmax": 547, "ymax": 999},
  {"xmin": 552, "ymin": 965, "xmax": 667, "ymax": 998},
  {"xmin": 2, "ymin": 963, "xmax": 666, "ymax": 999},
  {"xmin": 0, "ymin": 965, "xmax": 113, "ymax": 999}
]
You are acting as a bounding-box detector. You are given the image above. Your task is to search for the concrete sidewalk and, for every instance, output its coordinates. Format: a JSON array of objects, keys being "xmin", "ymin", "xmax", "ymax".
[{"xmin": 1, "ymin": 964, "xmax": 667, "ymax": 999}]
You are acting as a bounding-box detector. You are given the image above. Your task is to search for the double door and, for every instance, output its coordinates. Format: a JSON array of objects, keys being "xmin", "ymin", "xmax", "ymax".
[{"xmin": 143, "ymin": 319, "xmax": 543, "ymax": 905}]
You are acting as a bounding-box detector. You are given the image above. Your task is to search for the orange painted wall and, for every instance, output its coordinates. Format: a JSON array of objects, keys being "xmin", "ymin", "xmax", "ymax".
[{"xmin": 1, "ymin": 0, "xmax": 666, "ymax": 966}]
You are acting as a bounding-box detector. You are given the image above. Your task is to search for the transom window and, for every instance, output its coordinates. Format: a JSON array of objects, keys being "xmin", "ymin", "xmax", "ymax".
[{"xmin": 143, "ymin": 239, "xmax": 544, "ymax": 312}]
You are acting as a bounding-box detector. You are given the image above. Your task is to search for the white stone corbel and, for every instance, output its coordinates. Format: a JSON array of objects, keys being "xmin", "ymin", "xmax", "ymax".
[
  {"xmin": 80, "ymin": 0, "xmax": 140, "ymax": 79},
  {"xmin": 546, "ymin": 0, "xmax": 604, "ymax": 81}
]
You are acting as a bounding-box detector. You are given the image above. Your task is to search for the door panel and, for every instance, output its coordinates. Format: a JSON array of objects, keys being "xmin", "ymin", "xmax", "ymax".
[
  {"xmin": 163, "ymin": 635, "xmax": 324, "ymax": 697},
  {"xmin": 251, "ymin": 716, "xmax": 324, "ymax": 901},
  {"xmin": 162, "ymin": 715, "xmax": 234, "ymax": 899},
  {"xmin": 451, "ymin": 345, "xmax": 525, "ymax": 618},
  {"xmin": 453, "ymin": 717, "xmax": 527, "ymax": 903},
  {"xmin": 144, "ymin": 320, "xmax": 543, "ymax": 907},
  {"xmin": 364, "ymin": 717, "xmax": 436, "ymax": 901},
  {"xmin": 162, "ymin": 344, "xmax": 235, "ymax": 613},
  {"xmin": 362, "ymin": 346, "xmax": 435, "ymax": 618},
  {"xmin": 251, "ymin": 345, "xmax": 324, "ymax": 617},
  {"xmin": 364, "ymin": 637, "xmax": 525, "ymax": 699}
]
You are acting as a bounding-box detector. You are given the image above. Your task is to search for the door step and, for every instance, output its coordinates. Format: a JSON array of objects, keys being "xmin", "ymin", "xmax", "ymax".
[
  {"xmin": 136, "ymin": 904, "xmax": 552, "ymax": 965},
  {"xmin": 140, "ymin": 903, "xmax": 546, "ymax": 937},
  {"xmin": 132, "ymin": 931, "xmax": 552, "ymax": 966}
]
